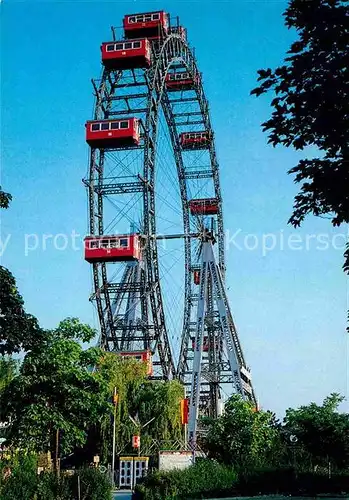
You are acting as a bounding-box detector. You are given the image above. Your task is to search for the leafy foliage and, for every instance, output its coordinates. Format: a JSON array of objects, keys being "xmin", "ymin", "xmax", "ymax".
[
  {"xmin": 134, "ymin": 378, "xmax": 184, "ymax": 451},
  {"xmin": 0, "ymin": 266, "xmax": 43, "ymax": 355},
  {"xmin": 0, "ymin": 456, "xmax": 112, "ymax": 500},
  {"xmin": 0, "ymin": 188, "xmax": 12, "ymax": 209},
  {"xmin": 134, "ymin": 459, "xmax": 236, "ymax": 500},
  {"xmin": 0, "ymin": 357, "xmax": 18, "ymax": 396},
  {"xmin": 134, "ymin": 459, "xmax": 349, "ymax": 499},
  {"xmin": 251, "ymin": 0, "xmax": 349, "ymax": 271},
  {"xmin": 205, "ymin": 393, "xmax": 349, "ymax": 473},
  {"xmin": 203, "ymin": 394, "xmax": 280, "ymax": 469},
  {"xmin": 284, "ymin": 393, "xmax": 349, "ymax": 469},
  {"xmin": 234, "ymin": 467, "xmax": 349, "ymax": 496},
  {"xmin": 0, "ymin": 454, "xmax": 38, "ymax": 500},
  {"xmin": 0, "ymin": 318, "xmax": 109, "ymax": 456},
  {"xmin": 69, "ymin": 467, "xmax": 112, "ymax": 500},
  {"xmin": 35, "ymin": 471, "xmax": 72, "ymax": 500},
  {"xmin": 1, "ymin": 341, "xmax": 185, "ymax": 465},
  {"xmin": 95, "ymin": 353, "xmax": 184, "ymax": 461},
  {"xmin": 96, "ymin": 352, "xmax": 148, "ymax": 460}
]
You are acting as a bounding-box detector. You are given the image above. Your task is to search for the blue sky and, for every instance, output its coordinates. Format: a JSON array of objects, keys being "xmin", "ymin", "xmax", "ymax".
[{"xmin": 1, "ymin": 0, "xmax": 348, "ymax": 416}]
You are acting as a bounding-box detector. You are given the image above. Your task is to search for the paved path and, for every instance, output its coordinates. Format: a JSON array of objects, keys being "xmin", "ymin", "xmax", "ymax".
[
  {"xmin": 113, "ymin": 496, "xmax": 343, "ymax": 500},
  {"xmin": 113, "ymin": 491, "xmax": 132, "ymax": 500}
]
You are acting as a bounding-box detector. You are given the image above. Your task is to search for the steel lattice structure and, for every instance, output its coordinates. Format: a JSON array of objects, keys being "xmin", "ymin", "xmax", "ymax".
[{"xmin": 84, "ymin": 12, "xmax": 256, "ymax": 447}]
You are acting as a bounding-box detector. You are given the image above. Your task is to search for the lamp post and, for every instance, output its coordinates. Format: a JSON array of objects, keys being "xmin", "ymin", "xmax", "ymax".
[{"xmin": 290, "ymin": 434, "xmax": 298, "ymax": 479}]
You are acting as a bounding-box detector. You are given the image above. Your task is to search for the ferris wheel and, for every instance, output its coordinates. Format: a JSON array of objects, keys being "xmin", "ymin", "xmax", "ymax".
[{"xmin": 83, "ymin": 10, "xmax": 256, "ymax": 448}]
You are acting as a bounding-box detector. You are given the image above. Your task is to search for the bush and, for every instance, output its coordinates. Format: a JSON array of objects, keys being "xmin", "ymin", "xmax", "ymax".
[
  {"xmin": 234, "ymin": 466, "xmax": 296, "ymax": 495},
  {"xmin": 0, "ymin": 454, "xmax": 38, "ymax": 500},
  {"xmin": 234, "ymin": 467, "xmax": 349, "ymax": 496},
  {"xmin": 0, "ymin": 459, "xmax": 112, "ymax": 500},
  {"xmin": 36, "ymin": 471, "xmax": 72, "ymax": 500},
  {"xmin": 71, "ymin": 467, "xmax": 112, "ymax": 500},
  {"xmin": 133, "ymin": 459, "xmax": 236, "ymax": 500},
  {"xmin": 296, "ymin": 471, "xmax": 349, "ymax": 495},
  {"xmin": 133, "ymin": 462, "xmax": 349, "ymax": 499}
]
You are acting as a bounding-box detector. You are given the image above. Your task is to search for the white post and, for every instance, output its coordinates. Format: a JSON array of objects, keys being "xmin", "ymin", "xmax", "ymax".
[{"xmin": 77, "ymin": 475, "xmax": 81, "ymax": 500}]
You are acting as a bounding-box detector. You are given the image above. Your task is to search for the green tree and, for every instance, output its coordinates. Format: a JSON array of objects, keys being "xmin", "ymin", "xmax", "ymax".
[
  {"xmin": 94, "ymin": 353, "xmax": 184, "ymax": 460},
  {"xmin": 0, "ymin": 357, "xmax": 18, "ymax": 443},
  {"xmin": 251, "ymin": 0, "xmax": 349, "ymax": 272},
  {"xmin": 0, "ymin": 266, "xmax": 43, "ymax": 355},
  {"xmin": 284, "ymin": 393, "xmax": 349, "ymax": 470},
  {"xmin": 0, "ymin": 189, "xmax": 43, "ymax": 352},
  {"xmin": 96, "ymin": 352, "xmax": 148, "ymax": 460},
  {"xmin": 203, "ymin": 394, "xmax": 280, "ymax": 469},
  {"xmin": 0, "ymin": 187, "xmax": 12, "ymax": 209},
  {"xmin": 0, "ymin": 318, "xmax": 109, "ymax": 456},
  {"xmin": 0, "ymin": 357, "xmax": 18, "ymax": 396},
  {"xmin": 134, "ymin": 379, "xmax": 184, "ymax": 451}
]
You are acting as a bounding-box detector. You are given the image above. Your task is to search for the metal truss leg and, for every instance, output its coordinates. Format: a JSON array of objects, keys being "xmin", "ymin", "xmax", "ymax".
[
  {"xmin": 187, "ymin": 241, "xmax": 256, "ymax": 454},
  {"xmin": 122, "ymin": 263, "xmax": 140, "ymax": 351},
  {"xmin": 104, "ymin": 265, "xmax": 133, "ymax": 351},
  {"xmin": 188, "ymin": 243, "xmax": 210, "ymax": 452},
  {"xmin": 209, "ymin": 246, "xmax": 256, "ymax": 403},
  {"xmin": 207, "ymin": 247, "xmax": 245, "ymax": 400}
]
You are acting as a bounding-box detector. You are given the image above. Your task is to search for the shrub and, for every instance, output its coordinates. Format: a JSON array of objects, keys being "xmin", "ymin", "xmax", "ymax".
[
  {"xmin": 296, "ymin": 471, "xmax": 349, "ymax": 495},
  {"xmin": 134, "ymin": 462, "xmax": 349, "ymax": 499},
  {"xmin": 36, "ymin": 471, "xmax": 72, "ymax": 500},
  {"xmin": 0, "ymin": 459, "xmax": 112, "ymax": 500},
  {"xmin": 234, "ymin": 467, "xmax": 349, "ymax": 496},
  {"xmin": 133, "ymin": 459, "xmax": 236, "ymax": 499},
  {"xmin": 0, "ymin": 454, "xmax": 38, "ymax": 500},
  {"xmin": 234, "ymin": 466, "xmax": 296, "ymax": 495},
  {"xmin": 71, "ymin": 467, "xmax": 112, "ymax": 500}
]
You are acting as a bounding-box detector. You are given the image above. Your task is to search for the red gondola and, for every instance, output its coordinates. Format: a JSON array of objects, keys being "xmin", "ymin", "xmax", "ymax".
[
  {"xmin": 165, "ymin": 72, "xmax": 199, "ymax": 91},
  {"xmin": 123, "ymin": 11, "xmax": 168, "ymax": 39},
  {"xmin": 85, "ymin": 118, "xmax": 140, "ymax": 149},
  {"xmin": 180, "ymin": 131, "xmax": 211, "ymax": 150},
  {"xmin": 120, "ymin": 350, "xmax": 153, "ymax": 376},
  {"xmin": 101, "ymin": 39, "xmax": 151, "ymax": 70},
  {"xmin": 189, "ymin": 198, "xmax": 218, "ymax": 216},
  {"xmin": 84, "ymin": 234, "xmax": 141, "ymax": 263},
  {"xmin": 191, "ymin": 336, "xmax": 221, "ymax": 352},
  {"xmin": 193, "ymin": 270, "xmax": 200, "ymax": 285}
]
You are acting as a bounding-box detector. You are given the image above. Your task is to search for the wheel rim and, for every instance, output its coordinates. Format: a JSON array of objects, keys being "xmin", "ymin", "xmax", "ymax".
[{"xmin": 85, "ymin": 30, "xmax": 253, "ymax": 416}]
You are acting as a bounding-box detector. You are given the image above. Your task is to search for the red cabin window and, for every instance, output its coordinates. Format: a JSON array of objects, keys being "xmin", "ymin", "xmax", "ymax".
[
  {"xmin": 123, "ymin": 11, "xmax": 168, "ymax": 39},
  {"xmin": 85, "ymin": 118, "xmax": 140, "ymax": 149},
  {"xmin": 180, "ymin": 131, "xmax": 211, "ymax": 150},
  {"xmin": 166, "ymin": 72, "xmax": 199, "ymax": 91},
  {"xmin": 101, "ymin": 39, "xmax": 150, "ymax": 70},
  {"xmin": 189, "ymin": 198, "xmax": 218, "ymax": 216},
  {"xmin": 84, "ymin": 234, "xmax": 141, "ymax": 263},
  {"xmin": 88, "ymin": 120, "xmax": 130, "ymax": 132}
]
